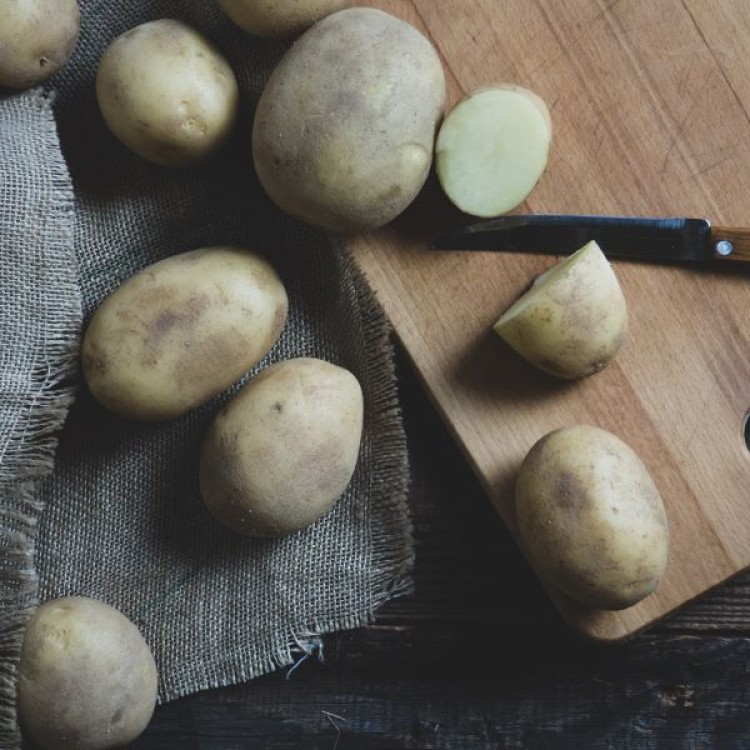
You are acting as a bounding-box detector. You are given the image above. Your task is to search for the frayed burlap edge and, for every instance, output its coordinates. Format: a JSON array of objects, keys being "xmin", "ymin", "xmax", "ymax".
[
  {"xmin": 0, "ymin": 89, "xmax": 81, "ymax": 748},
  {"xmin": 155, "ymin": 245, "xmax": 413, "ymax": 700}
]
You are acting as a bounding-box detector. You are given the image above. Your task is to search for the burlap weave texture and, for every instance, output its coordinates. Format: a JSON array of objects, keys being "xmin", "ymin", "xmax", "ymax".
[{"xmin": 0, "ymin": 2, "xmax": 411, "ymax": 746}]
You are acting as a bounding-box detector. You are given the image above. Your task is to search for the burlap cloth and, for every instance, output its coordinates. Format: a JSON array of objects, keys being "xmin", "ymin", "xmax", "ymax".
[{"xmin": 0, "ymin": 3, "xmax": 411, "ymax": 746}]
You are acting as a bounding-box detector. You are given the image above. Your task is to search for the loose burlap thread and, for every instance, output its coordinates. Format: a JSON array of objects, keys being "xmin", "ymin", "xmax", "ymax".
[
  {"xmin": 0, "ymin": 2, "xmax": 412, "ymax": 746},
  {"xmin": 0, "ymin": 90, "xmax": 81, "ymax": 745}
]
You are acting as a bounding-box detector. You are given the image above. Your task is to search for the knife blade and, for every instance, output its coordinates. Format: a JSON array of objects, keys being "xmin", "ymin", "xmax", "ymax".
[{"xmin": 429, "ymin": 215, "xmax": 750, "ymax": 264}]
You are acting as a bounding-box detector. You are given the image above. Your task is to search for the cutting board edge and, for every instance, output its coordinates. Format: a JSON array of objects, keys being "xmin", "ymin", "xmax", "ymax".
[{"xmin": 371, "ymin": 297, "xmax": 745, "ymax": 642}]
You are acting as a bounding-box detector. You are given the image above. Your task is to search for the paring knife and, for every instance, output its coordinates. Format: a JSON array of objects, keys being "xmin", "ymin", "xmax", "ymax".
[{"xmin": 430, "ymin": 215, "xmax": 750, "ymax": 264}]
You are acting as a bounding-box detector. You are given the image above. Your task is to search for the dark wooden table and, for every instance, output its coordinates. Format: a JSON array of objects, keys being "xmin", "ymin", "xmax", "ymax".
[{"xmin": 131, "ymin": 345, "xmax": 750, "ymax": 749}]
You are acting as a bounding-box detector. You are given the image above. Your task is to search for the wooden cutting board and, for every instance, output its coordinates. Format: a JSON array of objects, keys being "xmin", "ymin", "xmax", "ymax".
[{"xmin": 348, "ymin": 0, "xmax": 750, "ymax": 640}]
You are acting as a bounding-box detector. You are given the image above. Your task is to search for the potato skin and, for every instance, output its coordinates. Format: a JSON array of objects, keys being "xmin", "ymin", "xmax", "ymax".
[
  {"xmin": 252, "ymin": 7, "xmax": 446, "ymax": 233},
  {"xmin": 96, "ymin": 19, "xmax": 239, "ymax": 167},
  {"xmin": 200, "ymin": 357, "xmax": 364, "ymax": 537},
  {"xmin": 0, "ymin": 0, "xmax": 80, "ymax": 89},
  {"xmin": 217, "ymin": 0, "xmax": 351, "ymax": 38},
  {"xmin": 516, "ymin": 425, "xmax": 669, "ymax": 610},
  {"xmin": 82, "ymin": 246, "xmax": 288, "ymax": 421},
  {"xmin": 494, "ymin": 241, "xmax": 628, "ymax": 379},
  {"xmin": 17, "ymin": 596, "xmax": 158, "ymax": 750}
]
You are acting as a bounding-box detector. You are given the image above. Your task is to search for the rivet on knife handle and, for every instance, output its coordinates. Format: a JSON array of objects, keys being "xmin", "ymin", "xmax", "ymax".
[
  {"xmin": 430, "ymin": 215, "xmax": 750, "ymax": 265},
  {"xmin": 710, "ymin": 228, "xmax": 750, "ymax": 262}
]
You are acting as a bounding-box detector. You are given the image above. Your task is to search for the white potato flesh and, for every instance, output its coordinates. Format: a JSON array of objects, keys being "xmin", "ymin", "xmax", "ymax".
[
  {"xmin": 493, "ymin": 240, "xmax": 628, "ymax": 379},
  {"xmin": 436, "ymin": 86, "xmax": 552, "ymax": 217}
]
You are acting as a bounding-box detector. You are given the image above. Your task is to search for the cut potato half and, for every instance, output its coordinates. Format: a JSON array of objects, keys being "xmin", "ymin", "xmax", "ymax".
[
  {"xmin": 493, "ymin": 240, "xmax": 628, "ymax": 379},
  {"xmin": 436, "ymin": 85, "xmax": 552, "ymax": 217}
]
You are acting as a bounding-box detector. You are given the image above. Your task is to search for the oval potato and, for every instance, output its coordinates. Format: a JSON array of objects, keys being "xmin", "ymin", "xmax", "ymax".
[
  {"xmin": 82, "ymin": 246, "xmax": 288, "ymax": 421},
  {"xmin": 200, "ymin": 357, "xmax": 364, "ymax": 537},
  {"xmin": 0, "ymin": 0, "xmax": 80, "ymax": 89},
  {"xmin": 217, "ymin": 0, "xmax": 351, "ymax": 38},
  {"xmin": 17, "ymin": 596, "xmax": 158, "ymax": 750},
  {"xmin": 516, "ymin": 425, "xmax": 669, "ymax": 610},
  {"xmin": 96, "ymin": 19, "xmax": 239, "ymax": 167},
  {"xmin": 252, "ymin": 7, "xmax": 446, "ymax": 233}
]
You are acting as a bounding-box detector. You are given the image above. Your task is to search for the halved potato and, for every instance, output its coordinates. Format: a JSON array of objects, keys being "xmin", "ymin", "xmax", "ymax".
[{"xmin": 436, "ymin": 85, "xmax": 552, "ymax": 217}]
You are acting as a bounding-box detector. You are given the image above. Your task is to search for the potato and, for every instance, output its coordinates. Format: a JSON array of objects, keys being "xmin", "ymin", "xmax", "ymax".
[
  {"xmin": 82, "ymin": 246, "xmax": 288, "ymax": 421},
  {"xmin": 200, "ymin": 357, "xmax": 364, "ymax": 537},
  {"xmin": 217, "ymin": 0, "xmax": 351, "ymax": 38},
  {"xmin": 0, "ymin": 0, "xmax": 80, "ymax": 89},
  {"xmin": 252, "ymin": 7, "xmax": 446, "ymax": 233},
  {"xmin": 96, "ymin": 19, "xmax": 239, "ymax": 167},
  {"xmin": 516, "ymin": 425, "xmax": 669, "ymax": 610},
  {"xmin": 436, "ymin": 85, "xmax": 552, "ymax": 217},
  {"xmin": 493, "ymin": 240, "xmax": 628, "ymax": 378},
  {"xmin": 17, "ymin": 596, "xmax": 158, "ymax": 750}
]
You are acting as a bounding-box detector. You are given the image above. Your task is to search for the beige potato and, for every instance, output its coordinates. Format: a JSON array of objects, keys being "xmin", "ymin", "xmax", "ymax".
[
  {"xmin": 96, "ymin": 19, "xmax": 239, "ymax": 167},
  {"xmin": 0, "ymin": 0, "xmax": 80, "ymax": 89},
  {"xmin": 200, "ymin": 357, "xmax": 364, "ymax": 537},
  {"xmin": 494, "ymin": 240, "xmax": 628, "ymax": 379},
  {"xmin": 17, "ymin": 596, "xmax": 158, "ymax": 750},
  {"xmin": 82, "ymin": 246, "xmax": 288, "ymax": 421},
  {"xmin": 252, "ymin": 7, "xmax": 446, "ymax": 233},
  {"xmin": 217, "ymin": 0, "xmax": 351, "ymax": 37},
  {"xmin": 436, "ymin": 85, "xmax": 552, "ymax": 217},
  {"xmin": 516, "ymin": 425, "xmax": 669, "ymax": 610}
]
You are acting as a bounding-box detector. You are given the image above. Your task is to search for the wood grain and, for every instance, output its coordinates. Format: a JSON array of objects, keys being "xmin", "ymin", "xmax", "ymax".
[
  {"xmin": 132, "ymin": 350, "xmax": 750, "ymax": 748},
  {"xmin": 133, "ymin": 633, "xmax": 750, "ymax": 749},
  {"xmin": 349, "ymin": 0, "xmax": 750, "ymax": 639}
]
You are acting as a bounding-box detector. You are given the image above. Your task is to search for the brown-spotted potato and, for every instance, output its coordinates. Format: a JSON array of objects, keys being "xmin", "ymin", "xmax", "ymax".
[
  {"xmin": 252, "ymin": 7, "xmax": 446, "ymax": 233},
  {"xmin": 82, "ymin": 246, "xmax": 288, "ymax": 421},
  {"xmin": 199, "ymin": 357, "xmax": 364, "ymax": 537},
  {"xmin": 515, "ymin": 425, "xmax": 669, "ymax": 610}
]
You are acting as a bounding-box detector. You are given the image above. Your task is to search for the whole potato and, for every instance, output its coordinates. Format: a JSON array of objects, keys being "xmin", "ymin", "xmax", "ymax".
[
  {"xmin": 516, "ymin": 425, "xmax": 669, "ymax": 610},
  {"xmin": 217, "ymin": 0, "xmax": 351, "ymax": 37},
  {"xmin": 494, "ymin": 241, "xmax": 628, "ymax": 379},
  {"xmin": 96, "ymin": 19, "xmax": 239, "ymax": 167},
  {"xmin": 82, "ymin": 246, "xmax": 288, "ymax": 421},
  {"xmin": 200, "ymin": 357, "xmax": 364, "ymax": 537},
  {"xmin": 252, "ymin": 7, "xmax": 446, "ymax": 233},
  {"xmin": 17, "ymin": 596, "xmax": 158, "ymax": 750},
  {"xmin": 0, "ymin": 0, "xmax": 80, "ymax": 89}
]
